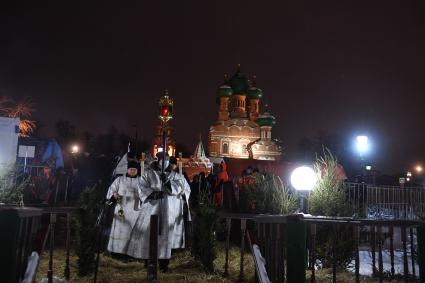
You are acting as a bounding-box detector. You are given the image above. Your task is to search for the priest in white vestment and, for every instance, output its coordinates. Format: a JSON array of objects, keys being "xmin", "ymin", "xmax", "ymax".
[
  {"xmin": 126, "ymin": 152, "xmax": 190, "ymax": 271},
  {"xmin": 106, "ymin": 160, "xmax": 141, "ymax": 256}
]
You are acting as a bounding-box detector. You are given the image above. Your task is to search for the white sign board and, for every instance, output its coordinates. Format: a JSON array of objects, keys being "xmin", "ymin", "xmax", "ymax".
[
  {"xmin": 0, "ymin": 117, "xmax": 20, "ymax": 164},
  {"xmin": 18, "ymin": 145, "xmax": 36, "ymax": 158}
]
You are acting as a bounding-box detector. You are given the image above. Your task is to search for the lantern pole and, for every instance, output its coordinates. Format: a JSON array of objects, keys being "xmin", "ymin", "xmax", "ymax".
[
  {"xmin": 148, "ymin": 91, "xmax": 174, "ymax": 282},
  {"xmin": 157, "ymin": 91, "xmax": 174, "ymax": 235}
]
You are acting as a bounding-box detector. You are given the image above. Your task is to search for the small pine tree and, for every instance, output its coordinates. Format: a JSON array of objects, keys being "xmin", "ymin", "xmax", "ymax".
[
  {"xmin": 308, "ymin": 149, "xmax": 353, "ymax": 268},
  {"xmin": 75, "ymin": 186, "xmax": 100, "ymax": 276},
  {"xmin": 308, "ymin": 150, "xmax": 350, "ymax": 217},
  {"xmin": 192, "ymin": 187, "xmax": 218, "ymax": 273},
  {"xmin": 0, "ymin": 165, "xmax": 28, "ymax": 205}
]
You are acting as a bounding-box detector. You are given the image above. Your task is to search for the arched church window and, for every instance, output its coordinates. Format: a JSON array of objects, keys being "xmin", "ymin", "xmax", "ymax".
[
  {"xmin": 222, "ymin": 143, "xmax": 229, "ymax": 154},
  {"xmin": 241, "ymin": 144, "xmax": 247, "ymax": 154}
]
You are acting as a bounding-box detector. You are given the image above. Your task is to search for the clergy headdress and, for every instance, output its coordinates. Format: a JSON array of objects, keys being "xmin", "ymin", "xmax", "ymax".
[{"xmin": 127, "ymin": 160, "xmax": 139, "ymax": 169}]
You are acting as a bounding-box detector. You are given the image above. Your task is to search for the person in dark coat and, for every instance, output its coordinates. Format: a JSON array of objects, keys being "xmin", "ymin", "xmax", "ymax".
[{"xmin": 189, "ymin": 174, "xmax": 200, "ymax": 209}]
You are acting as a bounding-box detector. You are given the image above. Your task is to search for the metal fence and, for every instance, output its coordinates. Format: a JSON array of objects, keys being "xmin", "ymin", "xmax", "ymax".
[
  {"xmin": 219, "ymin": 213, "xmax": 425, "ymax": 283},
  {"xmin": 345, "ymin": 182, "xmax": 425, "ymax": 220}
]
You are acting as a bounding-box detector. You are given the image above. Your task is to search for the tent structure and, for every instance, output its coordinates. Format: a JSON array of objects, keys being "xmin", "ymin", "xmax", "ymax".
[{"xmin": 16, "ymin": 138, "xmax": 66, "ymax": 174}]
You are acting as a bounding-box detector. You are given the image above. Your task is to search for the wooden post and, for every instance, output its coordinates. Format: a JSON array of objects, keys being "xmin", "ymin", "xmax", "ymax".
[
  {"xmin": 310, "ymin": 223, "xmax": 317, "ymax": 283},
  {"xmin": 371, "ymin": 225, "xmax": 376, "ymax": 277},
  {"xmin": 265, "ymin": 223, "xmax": 271, "ymax": 277},
  {"xmin": 47, "ymin": 213, "xmax": 56, "ymax": 283},
  {"xmin": 224, "ymin": 217, "xmax": 231, "ymax": 277},
  {"xmin": 410, "ymin": 227, "xmax": 416, "ymax": 277},
  {"xmin": 401, "ymin": 225, "xmax": 409, "ymax": 281},
  {"xmin": 285, "ymin": 215, "xmax": 306, "ymax": 283},
  {"xmin": 277, "ymin": 224, "xmax": 284, "ymax": 283},
  {"xmin": 271, "ymin": 223, "xmax": 278, "ymax": 281},
  {"xmin": 269, "ymin": 223, "xmax": 275, "ymax": 281},
  {"xmin": 281, "ymin": 224, "xmax": 286, "ymax": 282},
  {"xmin": 354, "ymin": 225, "xmax": 360, "ymax": 283},
  {"xmin": 417, "ymin": 226, "xmax": 425, "ymax": 282},
  {"xmin": 178, "ymin": 152, "xmax": 183, "ymax": 175},
  {"xmin": 239, "ymin": 218, "xmax": 247, "ymax": 282},
  {"xmin": 390, "ymin": 225, "xmax": 395, "ymax": 279},
  {"xmin": 332, "ymin": 224, "xmax": 337, "ymax": 283},
  {"xmin": 148, "ymin": 215, "xmax": 159, "ymax": 283},
  {"xmin": 377, "ymin": 225, "xmax": 383, "ymax": 283},
  {"xmin": 64, "ymin": 212, "xmax": 70, "ymax": 280},
  {"xmin": 140, "ymin": 153, "xmax": 146, "ymax": 175}
]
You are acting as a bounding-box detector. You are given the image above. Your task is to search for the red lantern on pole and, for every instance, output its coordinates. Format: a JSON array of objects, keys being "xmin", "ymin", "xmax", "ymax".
[{"xmin": 158, "ymin": 91, "xmax": 174, "ymax": 124}]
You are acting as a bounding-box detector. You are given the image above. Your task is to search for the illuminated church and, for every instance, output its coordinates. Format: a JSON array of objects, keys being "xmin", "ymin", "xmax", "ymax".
[{"xmin": 208, "ymin": 66, "xmax": 282, "ymax": 161}]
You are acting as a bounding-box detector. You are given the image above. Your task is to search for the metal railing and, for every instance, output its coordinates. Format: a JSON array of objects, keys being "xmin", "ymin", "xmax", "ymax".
[
  {"xmin": 219, "ymin": 213, "xmax": 425, "ymax": 283},
  {"xmin": 345, "ymin": 182, "xmax": 425, "ymax": 219},
  {"xmin": 303, "ymin": 216, "xmax": 423, "ymax": 283}
]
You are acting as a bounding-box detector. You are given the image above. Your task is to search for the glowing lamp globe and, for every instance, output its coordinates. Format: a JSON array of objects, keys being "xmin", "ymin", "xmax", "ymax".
[
  {"xmin": 356, "ymin": 135, "xmax": 369, "ymax": 155},
  {"xmin": 71, "ymin": 145, "xmax": 80, "ymax": 154},
  {"xmin": 291, "ymin": 166, "xmax": 317, "ymax": 191}
]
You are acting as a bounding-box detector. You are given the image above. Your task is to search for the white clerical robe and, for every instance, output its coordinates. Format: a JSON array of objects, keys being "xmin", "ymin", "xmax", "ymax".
[
  {"xmin": 106, "ymin": 176, "xmax": 141, "ymax": 255},
  {"xmin": 171, "ymin": 175, "xmax": 191, "ymax": 249},
  {"xmin": 126, "ymin": 168, "xmax": 191, "ymax": 259}
]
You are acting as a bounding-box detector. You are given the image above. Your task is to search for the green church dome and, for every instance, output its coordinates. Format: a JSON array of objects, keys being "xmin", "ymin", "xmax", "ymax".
[
  {"xmin": 217, "ymin": 84, "xmax": 233, "ymax": 97},
  {"xmin": 229, "ymin": 65, "xmax": 250, "ymax": 94},
  {"xmin": 247, "ymin": 86, "xmax": 263, "ymax": 99},
  {"xmin": 246, "ymin": 76, "xmax": 262, "ymax": 99},
  {"xmin": 256, "ymin": 111, "xmax": 276, "ymax": 127}
]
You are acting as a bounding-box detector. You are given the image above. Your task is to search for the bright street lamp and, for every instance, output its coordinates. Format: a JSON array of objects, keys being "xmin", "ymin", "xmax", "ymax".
[
  {"xmin": 355, "ymin": 135, "xmax": 369, "ymax": 157},
  {"xmin": 71, "ymin": 145, "xmax": 80, "ymax": 154},
  {"xmin": 416, "ymin": 165, "xmax": 423, "ymax": 174},
  {"xmin": 291, "ymin": 166, "xmax": 317, "ymax": 191},
  {"xmin": 291, "ymin": 166, "xmax": 317, "ymax": 213}
]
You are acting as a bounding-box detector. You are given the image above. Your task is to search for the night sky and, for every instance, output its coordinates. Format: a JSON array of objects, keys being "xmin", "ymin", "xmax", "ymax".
[{"xmin": 1, "ymin": 0, "xmax": 425, "ymax": 174}]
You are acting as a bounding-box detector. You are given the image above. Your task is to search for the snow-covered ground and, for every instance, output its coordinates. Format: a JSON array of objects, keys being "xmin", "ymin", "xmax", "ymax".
[{"xmin": 347, "ymin": 250, "xmax": 419, "ymax": 277}]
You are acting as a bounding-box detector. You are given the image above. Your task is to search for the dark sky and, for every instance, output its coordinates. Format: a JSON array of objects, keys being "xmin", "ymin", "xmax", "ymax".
[{"xmin": 1, "ymin": 0, "xmax": 425, "ymax": 174}]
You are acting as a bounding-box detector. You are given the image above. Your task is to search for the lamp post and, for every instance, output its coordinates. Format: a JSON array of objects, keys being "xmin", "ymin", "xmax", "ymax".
[
  {"xmin": 158, "ymin": 91, "xmax": 174, "ymax": 225},
  {"xmin": 290, "ymin": 166, "xmax": 317, "ymax": 213},
  {"xmin": 355, "ymin": 135, "xmax": 370, "ymax": 183},
  {"xmin": 407, "ymin": 171, "xmax": 412, "ymax": 185},
  {"xmin": 147, "ymin": 92, "xmax": 174, "ymax": 282},
  {"xmin": 71, "ymin": 144, "xmax": 80, "ymax": 154}
]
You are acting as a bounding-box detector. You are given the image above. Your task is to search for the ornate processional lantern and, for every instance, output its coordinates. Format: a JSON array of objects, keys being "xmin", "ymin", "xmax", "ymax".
[
  {"xmin": 158, "ymin": 91, "xmax": 174, "ymax": 124},
  {"xmin": 156, "ymin": 91, "xmax": 174, "ymax": 240},
  {"xmin": 158, "ymin": 91, "xmax": 174, "ymax": 173}
]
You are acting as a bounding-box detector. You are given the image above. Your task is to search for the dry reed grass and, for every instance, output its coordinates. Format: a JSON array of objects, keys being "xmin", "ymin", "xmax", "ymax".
[
  {"xmin": 36, "ymin": 243, "xmax": 255, "ymax": 283},
  {"xmin": 35, "ymin": 243, "xmax": 411, "ymax": 282}
]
